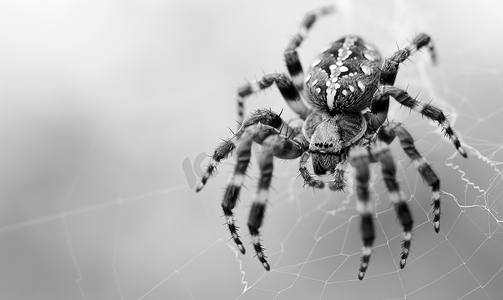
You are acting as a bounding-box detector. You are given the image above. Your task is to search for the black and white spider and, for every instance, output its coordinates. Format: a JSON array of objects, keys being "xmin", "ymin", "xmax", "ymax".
[{"xmin": 196, "ymin": 6, "xmax": 467, "ymax": 280}]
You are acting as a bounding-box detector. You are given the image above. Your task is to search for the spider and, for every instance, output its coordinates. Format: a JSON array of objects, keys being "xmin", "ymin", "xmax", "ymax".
[{"xmin": 196, "ymin": 5, "xmax": 467, "ymax": 280}]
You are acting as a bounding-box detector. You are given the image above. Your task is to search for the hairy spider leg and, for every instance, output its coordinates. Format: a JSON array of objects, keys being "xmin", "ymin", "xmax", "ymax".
[
  {"xmin": 380, "ymin": 33, "xmax": 437, "ymax": 86},
  {"xmin": 382, "ymin": 86, "xmax": 467, "ymax": 157},
  {"xmin": 248, "ymin": 131, "xmax": 308, "ymax": 270},
  {"xmin": 348, "ymin": 147, "xmax": 375, "ymax": 280},
  {"xmin": 285, "ymin": 5, "xmax": 335, "ymax": 103},
  {"xmin": 222, "ymin": 124, "xmax": 278, "ymax": 255},
  {"xmin": 202, "ymin": 110, "xmax": 304, "ymax": 262},
  {"xmin": 236, "ymin": 73, "xmax": 309, "ymax": 129},
  {"xmin": 369, "ymin": 141, "xmax": 413, "ymax": 270},
  {"xmin": 379, "ymin": 123, "xmax": 443, "ymax": 233},
  {"xmin": 196, "ymin": 109, "xmax": 298, "ymax": 192}
]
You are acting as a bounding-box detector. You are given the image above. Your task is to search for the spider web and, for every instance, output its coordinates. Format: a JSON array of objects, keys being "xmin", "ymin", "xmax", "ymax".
[{"xmin": 1, "ymin": 0, "xmax": 502, "ymax": 299}]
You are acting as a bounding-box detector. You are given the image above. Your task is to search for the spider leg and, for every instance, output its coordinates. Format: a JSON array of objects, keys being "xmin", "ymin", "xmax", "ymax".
[
  {"xmin": 366, "ymin": 91, "xmax": 390, "ymax": 133},
  {"xmin": 379, "ymin": 123, "xmax": 443, "ymax": 233},
  {"xmin": 221, "ymin": 124, "xmax": 277, "ymax": 255},
  {"xmin": 285, "ymin": 5, "xmax": 334, "ymax": 102},
  {"xmin": 196, "ymin": 109, "xmax": 299, "ymax": 192},
  {"xmin": 216, "ymin": 120, "xmax": 308, "ymax": 261},
  {"xmin": 381, "ymin": 33, "xmax": 437, "ymax": 86},
  {"xmin": 236, "ymin": 73, "xmax": 310, "ymax": 128},
  {"xmin": 382, "ymin": 86, "xmax": 467, "ymax": 157},
  {"xmin": 299, "ymin": 152, "xmax": 324, "ymax": 188},
  {"xmin": 368, "ymin": 141, "xmax": 413, "ymax": 270},
  {"xmin": 348, "ymin": 146, "xmax": 375, "ymax": 280},
  {"xmin": 248, "ymin": 131, "xmax": 309, "ymax": 270}
]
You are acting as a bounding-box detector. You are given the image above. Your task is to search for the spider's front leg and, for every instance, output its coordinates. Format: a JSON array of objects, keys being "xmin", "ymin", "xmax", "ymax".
[
  {"xmin": 381, "ymin": 33, "xmax": 437, "ymax": 86},
  {"xmin": 221, "ymin": 124, "xmax": 278, "ymax": 255},
  {"xmin": 349, "ymin": 142, "xmax": 414, "ymax": 280},
  {"xmin": 379, "ymin": 123, "xmax": 443, "ymax": 232},
  {"xmin": 247, "ymin": 128, "xmax": 309, "ymax": 269},
  {"xmin": 200, "ymin": 110, "xmax": 307, "ymax": 268},
  {"xmin": 196, "ymin": 109, "xmax": 298, "ymax": 192},
  {"xmin": 348, "ymin": 146, "xmax": 375, "ymax": 280},
  {"xmin": 197, "ymin": 109, "xmax": 300, "ymax": 254},
  {"xmin": 368, "ymin": 142, "xmax": 413, "ymax": 270}
]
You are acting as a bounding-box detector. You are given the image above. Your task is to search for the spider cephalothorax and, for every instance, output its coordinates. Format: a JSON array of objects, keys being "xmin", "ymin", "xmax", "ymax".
[
  {"xmin": 196, "ymin": 5, "xmax": 467, "ymax": 280},
  {"xmin": 304, "ymin": 111, "xmax": 365, "ymax": 175}
]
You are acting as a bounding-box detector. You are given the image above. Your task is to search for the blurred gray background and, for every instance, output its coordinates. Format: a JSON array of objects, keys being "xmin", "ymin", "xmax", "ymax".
[{"xmin": 1, "ymin": 0, "xmax": 502, "ymax": 299}]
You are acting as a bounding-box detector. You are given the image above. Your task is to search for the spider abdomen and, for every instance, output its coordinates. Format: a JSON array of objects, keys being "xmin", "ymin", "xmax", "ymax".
[{"xmin": 305, "ymin": 35, "xmax": 383, "ymax": 113}]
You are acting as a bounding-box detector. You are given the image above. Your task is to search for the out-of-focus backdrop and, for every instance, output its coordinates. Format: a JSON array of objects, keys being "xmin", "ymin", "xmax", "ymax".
[{"xmin": 1, "ymin": 0, "xmax": 502, "ymax": 299}]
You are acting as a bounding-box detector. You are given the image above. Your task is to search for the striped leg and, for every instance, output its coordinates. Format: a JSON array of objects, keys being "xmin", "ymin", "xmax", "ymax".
[
  {"xmin": 382, "ymin": 86, "xmax": 467, "ymax": 157},
  {"xmin": 222, "ymin": 125, "xmax": 277, "ymax": 255},
  {"xmin": 285, "ymin": 5, "xmax": 334, "ymax": 102},
  {"xmin": 381, "ymin": 33, "xmax": 437, "ymax": 86},
  {"xmin": 379, "ymin": 123, "xmax": 443, "ymax": 232},
  {"xmin": 237, "ymin": 73, "xmax": 310, "ymax": 128},
  {"xmin": 196, "ymin": 109, "xmax": 298, "ymax": 192},
  {"xmin": 369, "ymin": 141, "xmax": 413, "ymax": 269},
  {"xmin": 348, "ymin": 147, "xmax": 375, "ymax": 280},
  {"xmin": 248, "ymin": 132, "xmax": 308, "ymax": 270}
]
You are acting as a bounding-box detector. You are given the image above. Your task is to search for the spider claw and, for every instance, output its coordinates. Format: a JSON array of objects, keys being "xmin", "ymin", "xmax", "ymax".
[
  {"xmin": 195, "ymin": 181, "xmax": 205, "ymax": 192},
  {"xmin": 399, "ymin": 258, "xmax": 407, "ymax": 269},
  {"xmin": 399, "ymin": 232, "xmax": 412, "ymax": 269},
  {"xmin": 458, "ymin": 146, "xmax": 468, "ymax": 158},
  {"xmin": 237, "ymin": 243, "xmax": 246, "ymax": 254},
  {"xmin": 358, "ymin": 246, "xmax": 372, "ymax": 280},
  {"xmin": 358, "ymin": 271, "xmax": 365, "ymax": 280}
]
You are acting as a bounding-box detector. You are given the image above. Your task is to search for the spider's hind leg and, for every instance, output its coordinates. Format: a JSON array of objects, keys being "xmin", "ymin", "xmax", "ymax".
[
  {"xmin": 381, "ymin": 33, "xmax": 437, "ymax": 86},
  {"xmin": 285, "ymin": 5, "xmax": 334, "ymax": 101},
  {"xmin": 236, "ymin": 5, "xmax": 334, "ymax": 126}
]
